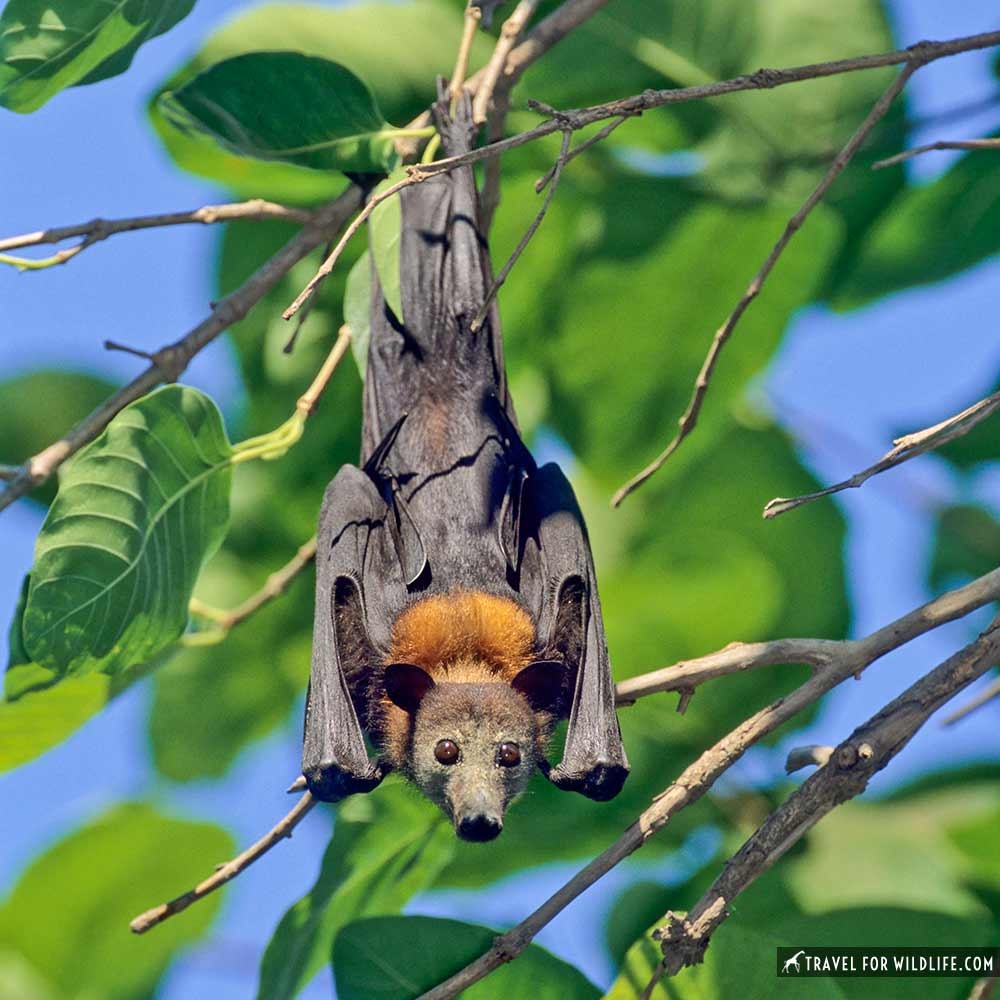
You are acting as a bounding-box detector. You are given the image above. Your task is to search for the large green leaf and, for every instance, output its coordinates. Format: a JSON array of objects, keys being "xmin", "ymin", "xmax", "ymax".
[
  {"xmin": 149, "ymin": 1, "xmax": 490, "ymax": 198},
  {"xmin": 258, "ymin": 784, "xmax": 454, "ymax": 1000},
  {"xmin": 0, "ymin": 371, "xmax": 118, "ymax": 506},
  {"xmin": 23, "ymin": 385, "xmax": 233, "ymax": 677},
  {"xmin": 159, "ymin": 52, "xmax": 398, "ymax": 175},
  {"xmin": 333, "ymin": 916, "xmax": 600, "ymax": 1000},
  {"xmin": 832, "ymin": 137, "xmax": 1000, "ymax": 308},
  {"xmin": 0, "ymin": 803, "xmax": 232, "ymax": 1000},
  {"xmin": 0, "ymin": 0, "xmax": 196, "ymax": 113}
]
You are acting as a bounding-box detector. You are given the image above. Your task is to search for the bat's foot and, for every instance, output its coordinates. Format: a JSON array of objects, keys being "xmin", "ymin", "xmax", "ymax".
[
  {"xmin": 546, "ymin": 759, "xmax": 630, "ymax": 801},
  {"xmin": 302, "ymin": 762, "xmax": 383, "ymax": 802}
]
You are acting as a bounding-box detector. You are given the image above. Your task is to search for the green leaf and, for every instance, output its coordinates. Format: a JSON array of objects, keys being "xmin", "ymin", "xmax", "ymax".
[
  {"xmin": 148, "ymin": 1, "xmax": 491, "ymax": 199},
  {"xmin": 0, "ymin": 0, "xmax": 196, "ymax": 113},
  {"xmin": 23, "ymin": 385, "xmax": 233, "ymax": 677},
  {"xmin": 333, "ymin": 916, "xmax": 600, "ymax": 1000},
  {"xmin": 344, "ymin": 251, "xmax": 372, "ymax": 378},
  {"xmin": 0, "ymin": 803, "xmax": 233, "ymax": 1000},
  {"xmin": 258, "ymin": 783, "xmax": 454, "ymax": 1000},
  {"xmin": 831, "ymin": 137, "xmax": 1000, "ymax": 308},
  {"xmin": 542, "ymin": 198, "xmax": 842, "ymax": 482},
  {"xmin": 947, "ymin": 805, "xmax": 1000, "ymax": 890},
  {"xmin": 0, "ymin": 371, "xmax": 118, "ymax": 506},
  {"xmin": 370, "ymin": 168, "xmax": 406, "ymax": 322},
  {"xmin": 159, "ymin": 52, "xmax": 398, "ymax": 174},
  {"xmin": 0, "ymin": 671, "xmax": 111, "ymax": 772},
  {"xmin": 783, "ymin": 798, "xmax": 990, "ymax": 919},
  {"xmin": 606, "ymin": 919, "xmax": 847, "ymax": 1000},
  {"xmin": 149, "ymin": 580, "xmax": 312, "ymax": 780},
  {"xmin": 929, "ymin": 504, "xmax": 1000, "ymax": 591}
]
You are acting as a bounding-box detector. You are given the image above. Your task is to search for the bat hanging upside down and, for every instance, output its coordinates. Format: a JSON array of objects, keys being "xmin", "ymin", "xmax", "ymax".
[{"xmin": 302, "ymin": 88, "xmax": 629, "ymax": 841}]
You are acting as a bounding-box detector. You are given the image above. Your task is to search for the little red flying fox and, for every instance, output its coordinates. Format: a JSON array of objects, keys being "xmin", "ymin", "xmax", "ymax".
[{"xmin": 302, "ymin": 88, "xmax": 629, "ymax": 842}]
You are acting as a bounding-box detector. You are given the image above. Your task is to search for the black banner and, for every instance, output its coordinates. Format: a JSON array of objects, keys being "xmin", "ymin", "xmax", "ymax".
[{"xmin": 776, "ymin": 947, "xmax": 999, "ymax": 978}]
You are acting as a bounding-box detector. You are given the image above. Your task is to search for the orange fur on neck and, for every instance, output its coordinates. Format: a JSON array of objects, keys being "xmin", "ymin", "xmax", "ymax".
[
  {"xmin": 380, "ymin": 592, "xmax": 537, "ymax": 767},
  {"xmin": 388, "ymin": 591, "xmax": 535, "ymax": 681}
]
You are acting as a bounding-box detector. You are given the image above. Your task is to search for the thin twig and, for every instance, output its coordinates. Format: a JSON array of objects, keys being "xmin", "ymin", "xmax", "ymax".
[
  {"xmin": 873, "ymin": 136, "xmax": 1000, "ymax": 169},
  {"xmin": 129, "ymin": 792, "xmax": 316, "ymax": 934},
  {"xmin": 535, "ymin": 114, "xmax": 630, "ymax": 192},
  {"xmin": 970, "ymin": 977, "xmax": 999, "ymax": 1000},
  {"xmin": 283, "ymin": 176, "xmax": 416, "ymax": 320},
  {"xmin": 0, "ymin": 190, "xmax": 362, "ymax": 515},
  {"xmin": 764, "ymin": 388, "xmax": 1000, "ymax": 519},
  {"xmin": 943, "ymin": 675, "xmax": 1000, "ymax": 726},
  {"xmin": 187, "ymin": 537, "xmax": 318, "ymax": 641},
  {"xmin": 470, "ymin": 128, "xmax": 572, "ymax": 332},
  {"xmin": 610, "ymin": 64, "xmax": 918, "ymax": 508},
  {"xmin": 450, "ymin": 4, "xmax": 482, "ymax": 101},
  {"xmin": 419, "ymin": 566, "xmax": 1000, "ymax": 999},
  {"xmin": 0, "ymin": 200, "xmax": 311, "ymax": 271},
  {"xmin": 652, "ymin": 614, "xmax": 1000, "ymax": 979},
  {"xmin": 472, "ymin": 0, "xmax": 541, "ymax": 124}
]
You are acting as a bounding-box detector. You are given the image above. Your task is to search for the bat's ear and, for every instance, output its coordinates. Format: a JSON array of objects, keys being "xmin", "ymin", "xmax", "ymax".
[
  {"xmin": 511, "ymin": 660, "xmax": 566, "ymax": 714},
  {"xmin": 384, "ymin": 663, "xmax": 436, "ymax": 713}
]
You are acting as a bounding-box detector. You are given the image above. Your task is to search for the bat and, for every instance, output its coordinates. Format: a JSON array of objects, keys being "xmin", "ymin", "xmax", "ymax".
[{"xmin": 302, "ymin": 86, "xmax": 628, "ymax": 841}]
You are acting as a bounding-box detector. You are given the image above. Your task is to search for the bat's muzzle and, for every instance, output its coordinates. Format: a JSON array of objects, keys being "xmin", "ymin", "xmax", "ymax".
[{"xmin": 456, "ymin": 812, "xmax": 503, "ymax": 842}]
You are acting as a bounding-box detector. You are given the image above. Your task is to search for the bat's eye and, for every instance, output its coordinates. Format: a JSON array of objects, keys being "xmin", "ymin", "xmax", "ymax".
[
  {"xmin": 497, "ymin": 742, "xmax": 521, "ymax": 767},
  {"xmin": 434, "ymin": 739, "xmax": 460, "ymax": 765}
]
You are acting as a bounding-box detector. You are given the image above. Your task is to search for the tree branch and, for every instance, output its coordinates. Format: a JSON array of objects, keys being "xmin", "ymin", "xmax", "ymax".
[
  {"xmin": 943, "ymin": 674, "xmax": 1000, "ymax": 726},
  {"xmin": 763, "ymin": 387, "xmax": 1000, "ymax": 519},
  {"xmin": 472, "ymin": 0, "xmax": 542, "ymax": 125},
  {"xmin": 419, "ymin": 566, "xmax": 1000, "ymax": 999},
  {"xmin": 0, "ymin": 189, "xmax": 362, "ymax": 514},
  {"xmin": 186, "ymin": 536, "xmax": 317, "ymax": 644},
  {"xmin": 609, "ymin": 63, "xmax": 917, "ymax": 507},
  {"xmin": 129, "ymin": 792, "xmax": 316, "ymax": 934},
  {"xmin": 0, "ymin": 199, "xmax": 312, "ymax": 271},
  {"xmin": 873, "ymin": 136, "xmax": 1000, "ymax": 169},
  {"xmin": 470, "ymin": 127, "xmax": 572, "ymax": 332},
  {"xmin": 652, "ymin": 613, "xmax": 1000, "ymax": 979}
]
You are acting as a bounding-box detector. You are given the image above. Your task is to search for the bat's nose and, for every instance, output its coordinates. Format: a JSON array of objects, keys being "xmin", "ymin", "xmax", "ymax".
[{"xmin": 456, "ymin": 813, "xmax": 502, "ymax": 842}]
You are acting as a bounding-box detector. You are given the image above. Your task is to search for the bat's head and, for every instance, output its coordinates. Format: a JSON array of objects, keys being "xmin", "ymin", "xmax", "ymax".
[{"xmin": 383, "ymin": 660, "xmax": 564, "ymax": 841}]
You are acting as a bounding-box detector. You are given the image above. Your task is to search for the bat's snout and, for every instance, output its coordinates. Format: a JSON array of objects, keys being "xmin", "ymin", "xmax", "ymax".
[{"xmin": 456, "ymin": 812, "xmax": 503, "ymax": 842}]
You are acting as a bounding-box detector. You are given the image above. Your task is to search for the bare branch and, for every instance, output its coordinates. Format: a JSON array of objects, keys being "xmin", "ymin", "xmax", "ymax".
[
  {"xmin": 130, "ymin": 791, "xmax": 316, "ymax": 934},
  {"xmin": 943, "ymin": 675, "xmax": 1000, "ymax": 726},
  {"xmin": 187, "ymin": 536, "xmax": 317, "ymax": 644},
  {"xmin": 473, "ymin": 0, "xmax": 541, "ymax": 125},
  {"xmin": 0, "ymin": 189, "xmax": 362, "ymax": 514},
  {"xmin": 470, "ymin": 128, "xmax": 572, "ymax": 332},
  {"xmin": 535, "ymin": 115, "xmax": 630, "ymax": 192},
  {"xmin": 764, "ymin": 388, "xmax": 1000, "ymax": 519},
  {"xmin": 0, "ymin": 200, "xmax": 311, "ymax": 271},
  {"xmin": 449, "ymin": 3, "xmax": 482, "ymax": 101},
  {"xmin": 970, "ymin": 977, "xmax": 999, "ymax": 1000},
  {"xmin": 652, "ymin": 614, "xmax": 1000, "ymax": 979},
  {"xmin": 873, "ymin": 136, "xmax": 1000, "ymax": 169},
  {"xmin": 610, "ymin": 64, "xmax": 917, "ymax": 507},
  {"xmin": 420, "ymin": 566, "xmax": 1000, "ymax": 999}
]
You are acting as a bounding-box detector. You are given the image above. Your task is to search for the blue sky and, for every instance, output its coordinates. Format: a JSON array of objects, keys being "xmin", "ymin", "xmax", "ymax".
[{"xmin": 1, "ymin": 1, "xmax": 999, "ymax": 996}]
